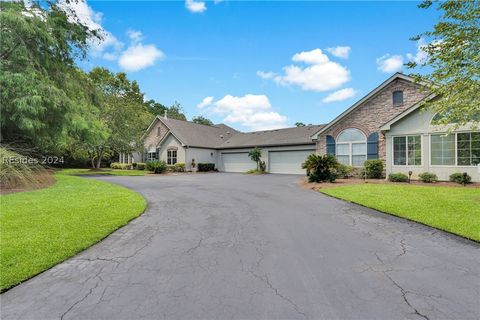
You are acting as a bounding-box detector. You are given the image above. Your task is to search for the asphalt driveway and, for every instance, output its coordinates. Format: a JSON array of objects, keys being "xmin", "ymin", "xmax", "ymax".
[{"xmin": 2, "ymin": 173, "xmax": 479, "ymax": 320}]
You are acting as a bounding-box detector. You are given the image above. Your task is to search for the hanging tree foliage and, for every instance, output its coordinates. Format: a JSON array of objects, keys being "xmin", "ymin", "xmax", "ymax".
[{"xmin": 407, "ymin": 0, "xmax": 480, "ymax": 128}]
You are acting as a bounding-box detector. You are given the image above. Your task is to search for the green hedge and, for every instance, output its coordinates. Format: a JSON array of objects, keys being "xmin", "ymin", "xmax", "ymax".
[
  {"xmin": 198, "ymin": 163, "xmax": 215, "ymax": 172},
  {"xmin": 449, "ymin": 172, "xmax": 472, "ymax": 185},
  {"xmin": 418, "ymin": 172, "xmax": 438, "ymax": 183},
  {"xmin": 146, "ymin": 161, "xmax": 167, "ymax": 174},
  {"xmin": 388, "ymin": 172, "xmax": 408, "ymax": 182}
]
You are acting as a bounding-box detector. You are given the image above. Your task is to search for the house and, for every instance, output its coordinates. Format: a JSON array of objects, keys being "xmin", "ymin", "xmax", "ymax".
[{"xmin": 121, "ymin": 73, "xmax": 479, "ymax": 181}]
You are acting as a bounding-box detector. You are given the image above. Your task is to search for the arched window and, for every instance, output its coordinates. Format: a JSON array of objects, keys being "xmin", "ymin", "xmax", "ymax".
[
  {"xmin": 336, "ymin": 128, "xmax": 367, "ymax": 166},
  {"xmin": 392, "ymin": 90, "xmax": 404, "ymax": 106}
]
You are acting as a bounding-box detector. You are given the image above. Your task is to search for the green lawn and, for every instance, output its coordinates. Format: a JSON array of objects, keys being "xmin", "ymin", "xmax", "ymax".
[
  {"xmin": 0, "ymin": 174, "xmax": 146, "ymax": 291},
  {"xmin": 58, "ymin": 168, "xmax": 148, "ymax": 176},
  {"xmin": 321, "ymin": 184, "xmax": 480, "ymax": 242}
]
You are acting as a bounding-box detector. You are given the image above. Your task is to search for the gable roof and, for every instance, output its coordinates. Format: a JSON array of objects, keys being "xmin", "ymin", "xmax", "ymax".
[
  {"xmin": 380, "ymin": 93, "xmax": 437, "ymax": 131},
  {"xmin": 217, "ymin": 125, "xmax": 325, "ymax": 149},
  {"xmin": 311, "ymin": 72, "xmax": 419, "ymax": 139},
  {"xmin": 153, "ymin": 116, "xmax": 239, "ymax": 148}
]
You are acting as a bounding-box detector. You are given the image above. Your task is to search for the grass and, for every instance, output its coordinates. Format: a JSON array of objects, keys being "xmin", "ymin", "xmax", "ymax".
[
  {"xmin": 0, "ymin": 174, "xmax": 146, "ymax": 291},
  {"xmin": 58, "ymin": 168, "xmax": 148, "ymax": 176},
  {"xmin": 320, "ymin": 184, "xmax": 480, "ymax": 242}
]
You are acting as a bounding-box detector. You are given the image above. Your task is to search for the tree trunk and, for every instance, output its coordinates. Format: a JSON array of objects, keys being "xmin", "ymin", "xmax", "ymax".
[{"xmin": 95, "ymin": 148, "xmax": 104, "ymax": 169}]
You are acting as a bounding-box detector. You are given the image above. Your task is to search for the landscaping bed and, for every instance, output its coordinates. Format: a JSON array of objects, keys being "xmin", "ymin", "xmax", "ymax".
[
  {"xmin": 58, "ymin": 168, "xmax": 148, "ymax": 176},
  {"xmin": 0, "ymin": 174, "xmax": 146, "ymax": 291}
]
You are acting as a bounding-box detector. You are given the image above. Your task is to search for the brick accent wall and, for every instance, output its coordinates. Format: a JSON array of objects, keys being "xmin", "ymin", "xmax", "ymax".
[
  {"xmin": 316, "ymin": 79, "xmax": 429, "ymax": 163},
  {"xmin": 144, "ymin": 118, "xmax": 169, "ymax": 151}
]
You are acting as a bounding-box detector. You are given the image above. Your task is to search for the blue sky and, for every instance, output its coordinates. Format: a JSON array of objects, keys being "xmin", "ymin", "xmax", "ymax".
[{"xmin": 75, "ymin": 0, "xmax": 439, "ymax": 131}]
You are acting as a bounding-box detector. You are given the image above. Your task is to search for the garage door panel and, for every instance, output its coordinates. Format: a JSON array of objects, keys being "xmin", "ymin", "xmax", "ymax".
[
  {"xmin": 222, "ymin": 153, "xmax": 256, "ymax": 173},
  {"xmin": 269, "ymin": 150, "xmax": 313, "ymax": 174}
]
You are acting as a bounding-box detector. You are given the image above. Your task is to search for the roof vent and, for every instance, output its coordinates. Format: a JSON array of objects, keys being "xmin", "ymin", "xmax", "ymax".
[
  {"xmin": 220, "ymin": 135, "xmax": 224, "ymax": 139},
  {"xmin": 226, "ymin": 131, "xmax": 231, "ymax": 135}
]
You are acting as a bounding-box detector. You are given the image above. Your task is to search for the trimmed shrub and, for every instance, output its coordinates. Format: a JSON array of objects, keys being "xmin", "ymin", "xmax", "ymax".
[
  {"xmin": 364, "ymin": 159, "xmax": 383, "ymax": 179},
  {"xmin": 418, "ymin": 172, "xmax": 438, "ymax": 183},
  {"xmin": 302, "ymin": 154, "xmax": 339, "ymax": 183},
  {"xmin": 136, "ymin": 163, "xmax": 146, "ymax": 170},
  {"xmin": 132, "ymin": 162, "xmax": 137, "ymax": 169},
  {"xmin": 449, "ymin": 172, "xmax": 472, "ymax": 185},
  {"xmin": 174, "ymin": 163, "xmax": 185, "ymax": 172},
  {"xmin": 388, "ymin": 173, "xmax": 409, "ymax": 182},
  {"xmin": 146, "ymin": 161, "xmax": 167, "ymax": 174},
  {"xmin": 336, "ymin": 164, "xmax": 354, "ymax": 179},
  {"xmin": 110, "ymin": 162, "xmax": 131, "ymax": 170},
  {"xmin": 198, "ymin": 163, "xmax": 215, "ymax": 172}
]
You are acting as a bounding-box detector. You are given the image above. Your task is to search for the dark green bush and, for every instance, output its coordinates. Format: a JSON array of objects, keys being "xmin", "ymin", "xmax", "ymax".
[
  {"xmin": 136, "ymin": 163, "xmax": 146, "ymax": 170},
  {"xmin": 364, "ymin": 159, "xmax": 383, "ymax": 179},
  {"xmin": 449, "ymin": 172, "xmax": 472, "ymax": 185},
  {"xmin": 418, "ymin": 172, "xmax": 438, "ymax": 183},
  {"xmin": 302, "ymin": 154, "xmax": 339, "ymax": 183},
  {"xmin": 388, "ymin": 173, "xmax": 409, "ymax": 182},
  {"xmin": 146, "ymin": 161, "xmax": 167, "ymax": 174},
  {"xmin": 198, "ymin": 163, "xmax": 215, "ymax": 172},
  {"xmin": 132, "ymin": 162, "xmax": 137, "ymax": 169}
]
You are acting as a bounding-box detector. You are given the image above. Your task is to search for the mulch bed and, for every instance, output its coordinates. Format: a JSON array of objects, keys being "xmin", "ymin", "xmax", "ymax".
[{"xmin": 297, "ymin": 176, "xmax": 480, "ymax": 191}]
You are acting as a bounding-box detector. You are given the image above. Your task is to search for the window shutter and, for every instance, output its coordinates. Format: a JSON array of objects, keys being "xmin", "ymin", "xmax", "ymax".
[
  {"xmin": 144, "ymin": 151, "xmax": 148, "ymax": 162},
  {"xmin": 156, "ymin": 148, "xmax": 160, "ymax": 161},
  {"xmin": 326, "ymin": 135, "xmax": 336, "ymax": 155},
  {"xmin": 367, "ymin": 132, "xmax": 379, "ymax": 159}
]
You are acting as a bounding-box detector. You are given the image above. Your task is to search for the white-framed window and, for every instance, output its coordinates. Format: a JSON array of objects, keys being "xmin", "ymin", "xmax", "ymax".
[
  {"xmin": 431, "ymin": 134, "xmax": 455, "ymax": 166},
  {"xmin": 336, "ymin": 128, "xmax": 367, "ymax": 166},
  {"xmin": 167, "ymin": 149, "xmax": 177, "ymax": 165},
  {"xmin": 431, "ymin": 132, "xmax": 480, "ymax": 166},
  {"xmin": 393, "ymin": 135, "xmax": 421, "ymax": 166},
  {"xmin": 147, "ymin": 152, "xmax": 157, "ymax": 162}
]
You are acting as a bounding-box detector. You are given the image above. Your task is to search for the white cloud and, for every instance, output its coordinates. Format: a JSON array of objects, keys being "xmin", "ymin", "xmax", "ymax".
[
  {"xmin": 322, "ymin": 88, "xmax": 357, "ymax": 103},
  {"xmin": 57, "ymin": 0, "xmax": 123, "ymax": 59},
  {"xmin": 256, "ymin": 70, "xmax": 277, "ymax": 79},
  {"xmin": 197, "ymin": 94, "xmax": 288, "ymax": 131},
  {"xmin": 376, "ymin": 54, "xmax": 404, "ymax": 73},
  {"xmin": 197, "ymin": 96, "xmax": 214, "ymax": 109},
  {"xmin": 185, "ymin": 0, "xmax": 207, "ymax": 13},
  {"xmin": 127, "ymin": 29, "xmax": 143, "ymax": 43},
  {"xmin": 119, "ymin": 44, "xmax": 165, "ymax": 72},
  {"xmin": 326, "ymin": 46, "xmax": 351, "ymax": 59},
  {"xmin": 272, "ymin": 49, "xmax": 350, "ymax": 92},
  {"xmin": 406, "ymin": 38, "xmax": 428, "ymax": 65}
]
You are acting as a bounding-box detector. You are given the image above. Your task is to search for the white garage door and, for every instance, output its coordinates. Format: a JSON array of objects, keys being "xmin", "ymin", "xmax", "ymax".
[
  {"xmin": 222, "ymin": 153, "xmax": 256, "ymax": 173},
  {"xmin": 269, "ymin": 150, "xmax": 314, "ymax": 174}
]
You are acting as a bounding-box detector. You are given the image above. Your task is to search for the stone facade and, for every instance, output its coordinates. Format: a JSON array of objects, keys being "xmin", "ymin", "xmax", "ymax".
[
  {"xmin": 316, "ymin": 79, "xmax": 429, "ymax": 164},
  {"xmin": 144, "ymin": 118, "xmax": 170, "ymax": 151}
]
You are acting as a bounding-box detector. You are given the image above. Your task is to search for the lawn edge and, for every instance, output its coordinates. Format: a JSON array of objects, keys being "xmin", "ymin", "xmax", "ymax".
[
  {"xmin": 318, "ymin": 189, "xmax": 480, "ymax": 244},
  {"xmin": 0, "ymin": 176, "xmax": 148, "ymax": 293}
]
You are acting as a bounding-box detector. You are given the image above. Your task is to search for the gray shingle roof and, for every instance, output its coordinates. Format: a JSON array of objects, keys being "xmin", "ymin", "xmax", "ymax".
[
  {"xmin": 160, "ymin": 117, "xmax": 238, "ymax": 148},
  {"xmin": 217, "ymin": 125, "xmax": 325, "ymax": 149},
  {"xmin": 158, "ymin": 117, "xmax": 324, "ymax": 149}
]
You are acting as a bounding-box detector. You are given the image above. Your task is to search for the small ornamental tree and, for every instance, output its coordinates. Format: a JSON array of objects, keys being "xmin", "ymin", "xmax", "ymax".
[
  {"xmin": 302, "ymin": 154, "xmax": 339, "ymax": 183},
  {"xmin": 248, "ymin": 147, "xmax": 263, "ymax": 171}
]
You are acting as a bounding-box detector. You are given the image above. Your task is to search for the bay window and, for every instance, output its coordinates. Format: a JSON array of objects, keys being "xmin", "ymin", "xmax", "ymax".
[
  {"xmin": 393, "ymin": 136, "xmax": 421, "ymax": 166},
  {"xmin": 336, "ymin": 128, "xmax": 367, "ymax": 166}
]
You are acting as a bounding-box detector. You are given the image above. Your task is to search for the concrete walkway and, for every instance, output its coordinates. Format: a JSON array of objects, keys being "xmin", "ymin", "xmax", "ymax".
[{"xmin": 2, "ymin": 173, "xmax": 479, "ymax": 319}]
